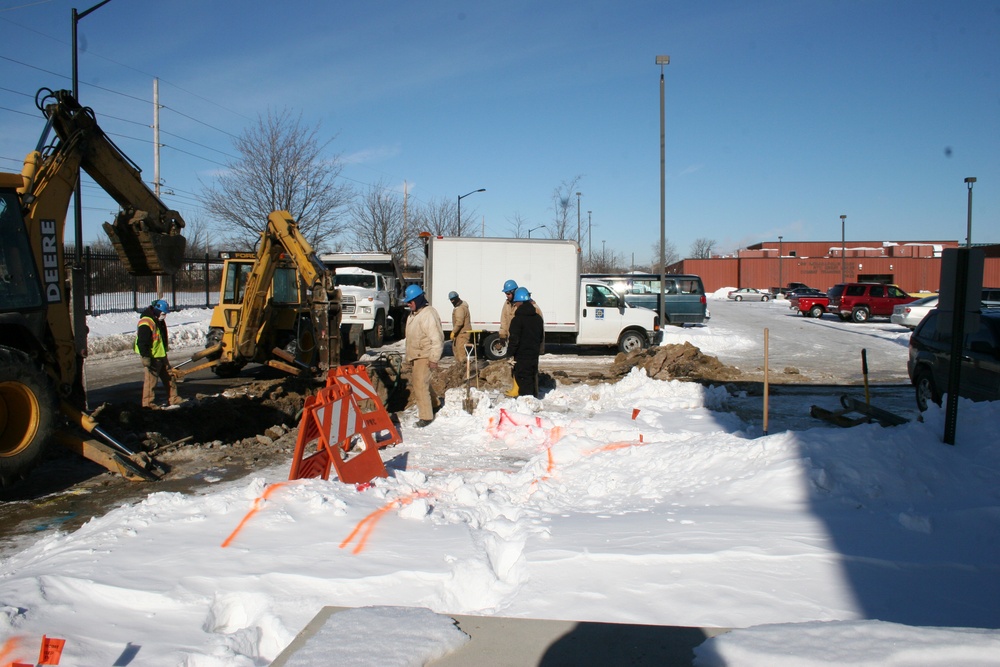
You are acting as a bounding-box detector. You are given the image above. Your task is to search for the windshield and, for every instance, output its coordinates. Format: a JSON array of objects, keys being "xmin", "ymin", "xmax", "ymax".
[
  {"xmin": 0, "ymin": 190, "xmax": 44, "ymax": 311},
  {"xmin": 336, "ymin": 274, "xmax": 376, "ymax": 289}
]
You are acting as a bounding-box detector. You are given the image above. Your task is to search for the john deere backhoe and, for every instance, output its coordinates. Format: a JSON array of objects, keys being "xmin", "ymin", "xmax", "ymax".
[{"xmin": 0, "ymin": 88, "xmax": 186, "ymax": 487}]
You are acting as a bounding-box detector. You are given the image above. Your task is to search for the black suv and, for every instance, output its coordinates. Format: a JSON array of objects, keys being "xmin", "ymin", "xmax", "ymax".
[{"xmin": 907, "ymin": 309, "xmax": 1000, "ymax": 411}]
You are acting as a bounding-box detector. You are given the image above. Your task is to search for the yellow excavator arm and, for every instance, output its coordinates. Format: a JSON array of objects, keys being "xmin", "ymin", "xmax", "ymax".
[
  {"xmin": 233, "ymin": 211, "xmax": 341, "ymax": 370},
  {"xmin": 20, "ymin": 88, "xmax": 186, "ymax": 277}
]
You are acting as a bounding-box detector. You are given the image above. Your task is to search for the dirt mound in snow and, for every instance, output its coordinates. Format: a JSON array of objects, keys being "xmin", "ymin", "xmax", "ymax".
[{"xmin": 609, "ymin": 342, "xmax": 743, "ymax": 382}]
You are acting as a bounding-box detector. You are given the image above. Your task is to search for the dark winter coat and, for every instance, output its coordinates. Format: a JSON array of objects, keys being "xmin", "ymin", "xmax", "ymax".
[{"xmin": 508, "ymin": 301, "xmax": 543, "ymax": 362}]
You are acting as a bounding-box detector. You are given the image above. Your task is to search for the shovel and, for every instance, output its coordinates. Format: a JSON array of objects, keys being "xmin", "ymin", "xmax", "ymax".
[{"xmin": 463, "ymin": 344, "xmax": 477, "ymax": 413}]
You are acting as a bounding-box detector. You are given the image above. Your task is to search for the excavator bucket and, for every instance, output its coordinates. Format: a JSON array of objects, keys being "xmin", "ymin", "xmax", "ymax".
[{"xmin": 103, "ymin": 209, "xmax": 187, "ymax": 276}]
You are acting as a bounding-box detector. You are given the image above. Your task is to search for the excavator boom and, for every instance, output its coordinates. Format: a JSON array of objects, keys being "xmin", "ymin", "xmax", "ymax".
[{"xmin": 41, "ymin": 89, "xmax": 186, "ymax": 275}]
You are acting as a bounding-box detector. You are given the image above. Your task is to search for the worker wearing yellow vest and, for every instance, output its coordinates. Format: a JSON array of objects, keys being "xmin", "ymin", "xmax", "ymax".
[{"xmin": 135, "ymin": 299, "xmax": 183, "ymax": 409}]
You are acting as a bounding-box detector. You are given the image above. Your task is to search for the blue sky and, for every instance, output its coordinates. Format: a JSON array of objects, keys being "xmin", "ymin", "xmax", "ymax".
[{"xmin": 2, "ymin": 0, "xmax": 997, "ymax": 264}]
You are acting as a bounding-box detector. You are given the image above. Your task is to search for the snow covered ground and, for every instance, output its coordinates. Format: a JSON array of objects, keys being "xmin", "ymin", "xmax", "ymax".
[{"xmin": 1, "ymin": 292, "xmax": 998, "ymax": 665}]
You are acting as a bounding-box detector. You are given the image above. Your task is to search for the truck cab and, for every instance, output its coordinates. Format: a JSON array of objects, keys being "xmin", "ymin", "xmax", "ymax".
[
  {"xmin": 333, "ymin": 267, "xmax": 395, "ymax": 348},
  {"xmin": 578, "ymin": 281, "xmax": 657, "ymax": 353}
]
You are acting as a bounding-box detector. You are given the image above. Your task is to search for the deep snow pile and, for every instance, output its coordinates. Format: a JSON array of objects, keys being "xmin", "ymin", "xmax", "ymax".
[{"xmin": 1, "ymin": 358, "xmax": 999, "ymax": 665}]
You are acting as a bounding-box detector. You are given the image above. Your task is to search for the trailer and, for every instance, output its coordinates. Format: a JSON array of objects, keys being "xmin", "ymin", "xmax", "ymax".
[{"xmin": 421, "ymin": 235, "xmax": 661, "ymax": 360}]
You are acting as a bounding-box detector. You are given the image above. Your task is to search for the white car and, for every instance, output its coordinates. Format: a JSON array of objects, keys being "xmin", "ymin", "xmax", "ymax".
[{"xmin": 891, "ymin": 295, "xmax": 938, "ymax": 329}]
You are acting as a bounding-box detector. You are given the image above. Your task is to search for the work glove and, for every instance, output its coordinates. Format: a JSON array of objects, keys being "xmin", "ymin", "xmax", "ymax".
[
  {"xmin": 450, "ymin": 331, "xmax": 456, "ymax": 340},
  {"xmin": 141, "ymin": 357, "xmax": 152, "ymax": 369}
]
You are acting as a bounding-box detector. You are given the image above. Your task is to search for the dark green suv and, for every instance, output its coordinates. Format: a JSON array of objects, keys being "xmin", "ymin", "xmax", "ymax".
[{"xmin": 907, "ymin": 309, "xmax": 1000, "ymax": 411}]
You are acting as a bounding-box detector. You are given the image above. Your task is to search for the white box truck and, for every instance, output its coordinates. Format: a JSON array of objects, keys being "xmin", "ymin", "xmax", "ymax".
[
  {"xmin": 320, "ymin": 252, "xmax": 407, "ymax": 348},
  {"xmin": 422, "ymin": 235, "xmax": 661, "ymax": 360}
]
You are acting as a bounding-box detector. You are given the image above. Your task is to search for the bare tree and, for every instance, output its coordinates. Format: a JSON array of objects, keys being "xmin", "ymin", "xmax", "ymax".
[
  {"xmin": 550, "ymin": 175, "xmax": 582, "ymax": 241},
  {"xmin": 345, "ymin": 181, "xmax": 408, "ymax": 257},
  {"xmin": 650, "ymin": 239, "xmax": 679, "ymax": 271},
  {"xmin": 420, "ymin": 197, "xmax": 458, "ymax": 236},
  {"xmin": 508, "ymin": 212, "xmax": 540, "ymax": 238},
  {"xmin": 201, "ymin": 109, "xmax": 352, "ymax": 250},
  {"xmin": 690, "ymin": 238, "xmax": 717, "ymax": 259},
  {"xmin": 586, "ymin": 241, "xmax": 626, "ymax": 273}
]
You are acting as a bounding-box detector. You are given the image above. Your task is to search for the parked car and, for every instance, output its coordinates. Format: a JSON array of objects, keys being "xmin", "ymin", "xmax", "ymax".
[
  {"xmin": 983, "ymin": 288, "xmax": 1000, "ymax": 308},
  {"xmin": 907, "ymin": 309, "xmax": 1000, "ymax": 411},
  {"xmin": 891, "ymin": 295, "xmax": 939, "ymax": 329},
  {"xmin": 727, "ymin": 288, "xmax": 771, "ymax": 302},
  {"xmin": 619, "ymin": 274, "xmax": 710, "ymax": 325},
  {"xmin": 827, "ymin": 282, "xmax": 917, "ymax": 322}
]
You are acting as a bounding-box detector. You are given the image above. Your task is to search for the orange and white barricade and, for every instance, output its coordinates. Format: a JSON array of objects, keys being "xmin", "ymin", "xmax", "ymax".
[
  {"xmin": 288, "ymin": 381, "xmax": 388, "ymax": 484},
  {"xmin": 327, "ymin": 365, "xmax": 402, "ymax": 449}
]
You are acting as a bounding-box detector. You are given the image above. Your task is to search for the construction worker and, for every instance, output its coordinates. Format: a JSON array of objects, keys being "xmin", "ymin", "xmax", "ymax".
[
  {"xmin": 403, "ymin": 284, "xmax": 444, "ymax": 427},
  {"xmin": 498, "ymin": 279, "xmax": 519, "ymax": 343},
  {"xmin": 507, "ymin": 287, "xmax": 543, "ymax": 398},
  {"xmin": 135, "ymin": 299, "xmax": 183, "ymax": 409},
  {"xmin": 449, "ymin": 291, "xmax": 471, "ymax": 363}
]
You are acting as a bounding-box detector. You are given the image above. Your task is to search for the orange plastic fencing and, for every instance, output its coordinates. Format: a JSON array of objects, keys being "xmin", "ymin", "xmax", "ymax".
[
  {"xmin": 288, "ymin": 380, "xmax": 389, "ymax": 484},
  {"xmin": 221, "ymin": 482, "xmax": 291, "ymax": 548}
]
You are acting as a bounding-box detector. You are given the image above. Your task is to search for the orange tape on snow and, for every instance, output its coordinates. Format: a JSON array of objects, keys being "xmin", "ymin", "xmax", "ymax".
[
  {"xmin": 1, "ymin": 637, "xmax": 22, "ymax": 664},
  {"xmin": 339, "ymin": 492, "xmax": 429, "ymax": 555},
  {"xmin": 221, "ymin": 482, "xmax": 291, "ymax": 548}
]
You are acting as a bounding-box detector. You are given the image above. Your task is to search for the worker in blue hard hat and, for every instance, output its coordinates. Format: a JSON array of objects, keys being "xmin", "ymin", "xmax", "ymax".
[
  {"xmin": 134, "ymin": 298, "xmax": 183, "ymax": 409},
  {"xmin": 498, "ymin": 279, "xmax": 519, "ymax": 342},
  {"xmin": 449, "ymin": 290, "xmax": 472, "ymax": 364},
  {"xmin": 506, "ymin": 287, "xmax": 543, "ymax": 398},
  {"xmin": 403, "ymin": 284, "xmax": 444, "ymax": 427}
]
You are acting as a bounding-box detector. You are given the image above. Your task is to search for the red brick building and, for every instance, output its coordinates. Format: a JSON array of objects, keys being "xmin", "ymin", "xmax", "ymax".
[{"xmin": 667, "ymin": 241, "xmax": 1000, "ymax": 294}]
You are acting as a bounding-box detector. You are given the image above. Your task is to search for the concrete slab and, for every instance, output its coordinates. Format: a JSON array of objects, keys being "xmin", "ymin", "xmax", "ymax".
[{"xmin": 270, "ymin": 606, "xmax": 730, "ymax": 666}]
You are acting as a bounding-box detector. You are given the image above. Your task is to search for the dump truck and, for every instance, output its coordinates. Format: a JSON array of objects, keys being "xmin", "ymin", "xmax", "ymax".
[
  {"xmin": 0, "ymin": 88, "xmax": 186, "ymax": 486},
  {"xmin": 320, "ymin": 252, "xmax": 407, "ymax": 347},
  {"xmin": 420, "ymin": 234, "xmax": 661, "ymax": 360}
]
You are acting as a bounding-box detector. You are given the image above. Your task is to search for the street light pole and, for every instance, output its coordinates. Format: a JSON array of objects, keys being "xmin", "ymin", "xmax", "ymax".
[
  {"xmin": 965, "ymin": 177, "xmax": 977, "ymax": 248},
  {"xmin": 778, "ymin": 235, "xmax": 783, "ymax": 290},
  {"xmin": 528, "ymin": 225, "xmax": 546, "ymax": 238},
  {"xmin": 840, "ymin": 214, "xmax": 847, "ymax": 283},
  {"xmin": 656, "ymin": 55, "xmax": 670, "ymax": 331},
  {"xmin": 587, "ymin": 211, "xmax": 592, "ymax": 263},
  {"xmin": 71, "ymin": 0, "xmax": 114, "ymax": 357},
  {"xmin": 456, "ymin": 188, "xmax": 485, "ymax": 237},
  {"xmin": 575, "ymin": 192, "xmax": 582, "ymax": 245}
]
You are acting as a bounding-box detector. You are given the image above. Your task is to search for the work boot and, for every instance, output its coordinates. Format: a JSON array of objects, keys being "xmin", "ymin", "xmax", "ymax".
[
  {"xmin": 505, "ymin": 378, "xmax": 520, "ymax": 398},
  {"xmin": 415, "ymin": 418, "xmax": 434, "ymax": 428}
]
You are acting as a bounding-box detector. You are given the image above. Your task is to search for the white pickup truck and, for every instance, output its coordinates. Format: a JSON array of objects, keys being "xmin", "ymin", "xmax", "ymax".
[{"xmin": 320, "ymin": 253, "xmax": 406, "ymax": 348}]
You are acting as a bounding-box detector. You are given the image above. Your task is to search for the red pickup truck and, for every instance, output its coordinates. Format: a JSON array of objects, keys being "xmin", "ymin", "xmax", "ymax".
[{"xmin": 790, "ymin": 294, "xmax": 829, "ymax": 318}]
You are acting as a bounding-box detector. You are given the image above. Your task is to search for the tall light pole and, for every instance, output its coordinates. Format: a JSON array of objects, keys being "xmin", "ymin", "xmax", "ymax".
[
  {"xmin": 840, "ymin": 214, "xmax": 847, "ymax": 283},
  {"xmin": 965, "ymin": 177, "xmax": 976, "ymax": 247},
  {"xmin": 457, "ymin": 188, "xmax": 485, "ymax": 237},
  {"xmin": 587, "ymin": 210, "xmax": 592, "ymax": 263},
  {"xmin": 71, "ymin": 0, "xmax": 114, "ymax": 356},
  {"xmin": 656, "ymin": 55, "xmax": 670, "ymax": 331},
  {"xmin": 528, "ymin": 225, "xmax": 546, "ymax": 238},
  {"xmin": 778, "ymin": 235, "xmax": 783, "ymax": 289},
  {"xmin": 575, "ymin": 191, "xmax": 582, "ymax": 245}
]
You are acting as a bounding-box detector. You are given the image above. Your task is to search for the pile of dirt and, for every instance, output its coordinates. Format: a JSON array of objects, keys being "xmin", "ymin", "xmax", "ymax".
[{"xmin": 608, "ymin": 342, "xmax": 744, "ymax": 383}]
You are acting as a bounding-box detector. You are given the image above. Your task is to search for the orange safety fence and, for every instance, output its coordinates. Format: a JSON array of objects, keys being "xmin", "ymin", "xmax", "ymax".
[
  {"xmin": 2, "ymin": 634, "xmax": 65, "ymax": 667},
  {"xmin": 328, "ymin": 365, "xmax": 401, "ymax": 449}
]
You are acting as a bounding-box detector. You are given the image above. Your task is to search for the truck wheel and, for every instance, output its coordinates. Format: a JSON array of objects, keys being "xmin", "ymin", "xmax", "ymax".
[
  {"xmin": 851, "ymin": 307, "xmax": 870, "ymax": 323},
  {"xmin": 481, "ymin": 333, "xmax": 508, "ymax": 361},
  {"xmin": 618, "ymin": 330, "xmax": 647, "ymax": 355},
  {"xmin": 913, "ymin": 367, "xmax": 940, "ymax": 412},
  {"xmin": 366, "ymin": 313, "xmax": 385, "ymax": 349},
  {"xmin": 809, "ymin": 305, "xmax": 825, "ymax": 318},
  {"xmin": 0, "ymin": 346, "xmax": 56, "ymax": 488}
]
